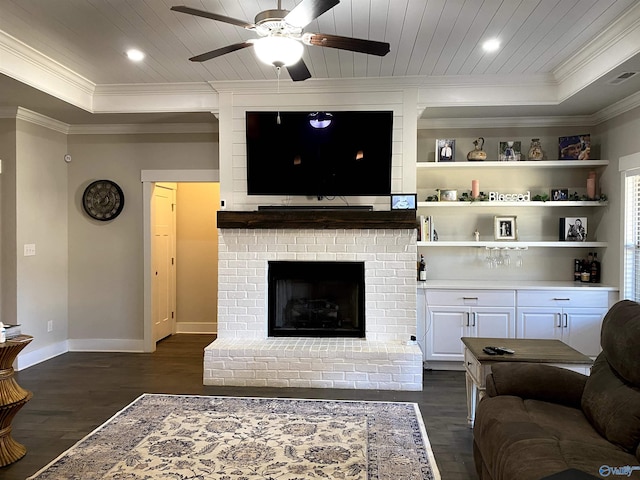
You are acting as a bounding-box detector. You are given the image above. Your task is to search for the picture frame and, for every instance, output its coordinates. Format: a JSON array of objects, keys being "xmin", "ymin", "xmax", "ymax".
[
  {"xmin": 494, "ymin": 216, "xmax": 518, "ymax": 240},
  {"xmin": 559, "ymin": 134, "xmax": 590, "ymax": 160},
  {"xmin": 498, "ymin": 141, "xmax": 521, "ymax": 161},
  {"xmin": 551, "ymin": 188, "xmax": 569, "ymax": 201},
  {"xmin": 390, "ymin": 193, "xmax": 417, "ymax": 210},
  {"xmin": 435, "ymin": 139, "xmax": 455, "ymax": 162},
  {"xmin": 559, "ymin": 217, "xmax": 587, "ymax": 241}
]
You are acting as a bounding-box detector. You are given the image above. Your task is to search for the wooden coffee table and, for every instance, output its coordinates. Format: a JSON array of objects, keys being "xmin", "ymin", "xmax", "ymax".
[{"xmin": 461, "ymin": 337, "xmax": 593, "ymax": 427}]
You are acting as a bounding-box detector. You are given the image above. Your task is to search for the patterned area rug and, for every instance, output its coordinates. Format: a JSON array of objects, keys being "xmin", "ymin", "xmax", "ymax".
[{"xmin": 28, "ymin": 394, "xmax": 440, "ymax": 479}]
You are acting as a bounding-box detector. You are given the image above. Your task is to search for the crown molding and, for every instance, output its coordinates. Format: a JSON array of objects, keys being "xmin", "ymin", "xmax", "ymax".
[
  {"xmin": 417, "ymin": 115, "xmax": 594, "ymax": 130},
  {"xmin": 15, "ymin": 107, "xmax": 70, "ymax": 134},
  {"xmin": 68, "ymin": 122, "xmax": 219, "ymax": 135},
  {"xmin": 591, "ymin": 89, "xmax": 640, "ymax": 125},
  {"xmin": 92, "ymin": 83, "xmax": 219, "ymax": 113},
  {"xmin": 0, "ymin": 30, "xmax": 95, "ymax": 111},
  {"xmin": 209, "ymin": 76, "xmax": 423, "ymax": 95},
  {"xmin": 553, "ymin": 2, "xmax": 640, "ymax": 102}
]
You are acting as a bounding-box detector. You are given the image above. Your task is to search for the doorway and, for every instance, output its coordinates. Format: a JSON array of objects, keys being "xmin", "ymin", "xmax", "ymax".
[
  {"xmin": 152, "ymin": 183, "xmax": 176, "ymax": 342},
  {"xmin": 142, "ymin": 169, "xmax": 220, "ymax": 352}
]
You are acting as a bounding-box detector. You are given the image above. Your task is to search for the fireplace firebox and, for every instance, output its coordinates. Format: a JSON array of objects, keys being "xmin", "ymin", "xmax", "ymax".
[{"xmin": 268, "ymin": 261, "xmax": 365, "ymax": 337}]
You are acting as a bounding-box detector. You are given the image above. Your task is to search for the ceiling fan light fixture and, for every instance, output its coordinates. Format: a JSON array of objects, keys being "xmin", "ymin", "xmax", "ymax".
[{"xmin": 253, "ymin": 36, "xmax": 303, "ymax": 66}]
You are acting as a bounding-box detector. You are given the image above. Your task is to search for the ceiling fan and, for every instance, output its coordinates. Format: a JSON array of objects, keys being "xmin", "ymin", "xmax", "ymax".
[{"xmin": 171, "ymin": 0, "xmax": 390, "ymax": 81}]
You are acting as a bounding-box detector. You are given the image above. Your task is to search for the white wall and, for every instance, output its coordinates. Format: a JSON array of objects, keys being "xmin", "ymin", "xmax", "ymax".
[
  {"xmin": 66, "ymin": 133, "xmax": 218, "ymax": 350},
  {"xmin": 8, "ymin": 119, "xmax": 69, "ymax": 368},
  {"xmin": 596, "ymin": 104, "xmax": 640, "ymax": 288},
  {"xmin": 0, "ymin": 118, "xmax": 17, "ymax": 327}
]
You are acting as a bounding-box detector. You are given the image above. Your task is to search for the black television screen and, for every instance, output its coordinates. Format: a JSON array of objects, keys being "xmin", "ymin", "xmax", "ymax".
[{"xmin": 246, "ymin": 111, "xmax": 393, "ymax": 196}]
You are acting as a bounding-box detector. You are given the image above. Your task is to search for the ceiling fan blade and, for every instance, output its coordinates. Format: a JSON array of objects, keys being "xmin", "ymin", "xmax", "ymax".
[
  {"xmin": 189, "ymin": 42, "xmax": 253, "ymax": 62},
  {"xmin": 286, "ymin": 59, "xmax": 312, "ymax": 82},
  {"xmin": 306, "ymin": 33, "xmax": 390, "ymax": 56},
  {"xmin": 171, "ymin": 6, "xmax": 254, "ymax": 29},
  {"xmin": 285, "ymin": 0, "xmax": 340, "ymax": 28}
]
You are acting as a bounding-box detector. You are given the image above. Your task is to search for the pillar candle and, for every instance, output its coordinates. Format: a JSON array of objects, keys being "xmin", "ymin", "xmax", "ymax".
[
  {"xmin": 472, "ymin": 179, "xmax": 479, "ymax": 198},
  {"xmin": 587, "ymin": 171, "xmax": 596, "ymax": 199}
]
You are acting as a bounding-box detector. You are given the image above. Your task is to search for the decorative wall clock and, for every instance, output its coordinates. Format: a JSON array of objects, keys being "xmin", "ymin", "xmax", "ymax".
[{"xmin": 82, "ymin": 180, "xmax": 125, "ymax": 221}]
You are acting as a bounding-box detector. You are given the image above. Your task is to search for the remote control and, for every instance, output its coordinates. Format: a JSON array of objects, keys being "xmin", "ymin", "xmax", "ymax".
[
  {"xmin": 496, "ymin": 347, "xmax": 515, "ymax": 354},
  {"xmin": 486, "ymin": 346, "xmax": 507, "ymax": 355},
  {"xmin": 483, "ymin": 346, "xmax": 499, "ymax": 355}
]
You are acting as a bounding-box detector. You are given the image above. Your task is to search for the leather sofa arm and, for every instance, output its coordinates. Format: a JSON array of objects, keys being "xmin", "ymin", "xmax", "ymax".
[{"xmin": 485, "ymin": 362, "xmax": 588, "ymax": 408}]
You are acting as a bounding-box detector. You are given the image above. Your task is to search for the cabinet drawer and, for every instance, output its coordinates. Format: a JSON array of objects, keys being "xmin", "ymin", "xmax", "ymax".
[
  {"xmin": 517, "ymin": 290, "xmax": 608, "ymax": 308},
  {"xmin": 464, "ymin": 349, "xmax": 482, "ymax": 385},
  {"xmin": 427, "ymin": 289, "xmax": 515, "ymax": 307}
]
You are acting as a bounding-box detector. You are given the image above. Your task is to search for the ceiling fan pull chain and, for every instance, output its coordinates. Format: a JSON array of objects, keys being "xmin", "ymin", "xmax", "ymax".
[{"xmin": 276, "ymin": 63, "xmax": 281, "ymax": 124}]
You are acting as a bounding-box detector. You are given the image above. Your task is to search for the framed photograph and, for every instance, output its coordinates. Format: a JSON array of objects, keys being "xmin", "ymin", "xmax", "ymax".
[
  {"xmin": 494, "ymin": 216, "xmax": 518, "ymax": 240},
  {"xmin": 551, "ymin": 188, "xmax": 569, "ymax": 201},
  {"xmin": 559, "ymin": 217, "xmax": 587, "ymax": 241},
  {"xmin": 559, "ymin": 134, "xmax": 590, "ymax": 160},
  {"xmin": 390, "ymin": 193, "xmax": 417, "ymax": 210},
  {"xmin": 436, "ymin": 139, "xmax": 455, "ymax": 162},
  {"xmin": 499, "ymin": 141, "xmax": 521, "ymax": 161}
]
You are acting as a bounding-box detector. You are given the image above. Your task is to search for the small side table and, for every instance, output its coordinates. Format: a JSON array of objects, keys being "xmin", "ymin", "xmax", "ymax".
[
  {"xmin": 461, "ymin": 337, "xmax": 593, "ymax": 427},
  {"xmin": 0, "ymin": 334, "xmax": 33, "ymax": 466}
]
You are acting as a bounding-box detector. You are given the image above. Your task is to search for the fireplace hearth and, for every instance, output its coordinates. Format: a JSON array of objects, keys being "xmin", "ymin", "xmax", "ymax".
[{"xmin": 268, "ymin": 261, "xmax": 365, "ymax": 337}]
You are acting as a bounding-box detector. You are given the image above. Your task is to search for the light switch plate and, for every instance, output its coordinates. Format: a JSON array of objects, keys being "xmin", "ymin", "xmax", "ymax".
[{"xmin": 24, "ymin": 243, "xmax": 36, "ymax": 256}]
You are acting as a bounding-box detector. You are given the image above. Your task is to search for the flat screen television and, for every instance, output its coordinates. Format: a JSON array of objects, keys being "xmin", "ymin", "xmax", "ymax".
[{"xmin": 246, "ymin": 110, "xmax": 393, "ymax": 196}]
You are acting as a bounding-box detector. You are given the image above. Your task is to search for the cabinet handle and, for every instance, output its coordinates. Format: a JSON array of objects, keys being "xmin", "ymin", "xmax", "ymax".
[
  {"xmin": 563, "ymin": 313, "xmax": 568, "ymax": 328},
  {"xmin": 472, "ymin": 312, "xmax": 477, "ymax": 327},
  {"xmin": 553, "ymin": 298, "xmax": 571, "ymax": 301},
  {"xmin": 466, "ymin": 312, "xmax": 470, "ymax": 327},
  {"xmin": 463, "ymin": 297, "xmax": 479, "ymax": 301},
  {"xmin": 557, "ymin": 313, "xmax": 562, "ymax": 328}
]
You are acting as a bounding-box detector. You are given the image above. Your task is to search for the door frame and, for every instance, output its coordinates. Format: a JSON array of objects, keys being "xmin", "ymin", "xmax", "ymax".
[{"xmin": 141, "ymin": 169, "xmax": 219, "ymax": 352}]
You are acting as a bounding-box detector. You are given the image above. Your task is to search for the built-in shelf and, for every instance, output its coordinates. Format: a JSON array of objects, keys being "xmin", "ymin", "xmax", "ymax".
[
  {"xmin": 417, "ymin": 241, "xmax": 607, "ymax": 248},
  {"xmin": 417, "ymin": 201, "xmax": 607, "ymax": 208},
  {"xmin": 417, "ymin": 160, "xmax": 609, "ymax": 169}
]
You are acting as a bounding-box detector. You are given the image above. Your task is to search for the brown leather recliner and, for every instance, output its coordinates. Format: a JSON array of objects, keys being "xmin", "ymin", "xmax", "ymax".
[{"xmin": 473, "ymin": 299, "xmax": 640, "ymax": 479}]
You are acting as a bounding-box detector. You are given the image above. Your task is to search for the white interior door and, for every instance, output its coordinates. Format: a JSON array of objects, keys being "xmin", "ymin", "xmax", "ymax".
[{"xmin": 152, "ymin": 183, "xmax": 176, "ymax": 342}]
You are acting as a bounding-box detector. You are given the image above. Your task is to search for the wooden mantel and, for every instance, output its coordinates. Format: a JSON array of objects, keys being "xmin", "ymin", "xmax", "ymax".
[{"xmin": 217, "ymin": 210, "xmax": 418, "ymax": 229}]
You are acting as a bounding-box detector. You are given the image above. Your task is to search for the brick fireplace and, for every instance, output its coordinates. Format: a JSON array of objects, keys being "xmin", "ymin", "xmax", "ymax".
[{"xmin": 203, "ymin": 210, "xmax": 423, "ymax": 391}]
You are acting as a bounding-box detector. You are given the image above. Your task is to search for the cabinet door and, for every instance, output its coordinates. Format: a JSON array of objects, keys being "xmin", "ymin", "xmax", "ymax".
[
  {"xmin": 517, "ymin": 307, "xmax": 563, "ymax": 341},
  {"xmin": 472, "ymin": 307, "xmax": 516, "ymax": 339},
  {"xmin": 563, "ymin": 307, "xmax": 607, "ymax": 357},
  {"xmin": 425, "ymin": 306, "xmax": 469, "ymax": 361}
]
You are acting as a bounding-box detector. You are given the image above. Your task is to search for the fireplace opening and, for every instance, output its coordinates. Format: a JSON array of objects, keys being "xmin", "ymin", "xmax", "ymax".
[{"xmin": 268, "ymin": 261, "xmax": 365, "ymax": 337}]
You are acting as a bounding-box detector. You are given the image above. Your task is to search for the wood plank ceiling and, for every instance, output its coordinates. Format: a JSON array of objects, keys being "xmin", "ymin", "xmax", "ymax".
[{"xmin": 0, "ymin": 0, "xmax": 635, "ymax": 84}]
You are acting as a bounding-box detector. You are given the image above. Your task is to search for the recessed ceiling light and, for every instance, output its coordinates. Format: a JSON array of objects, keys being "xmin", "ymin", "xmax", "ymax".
[
  {"xmin": 126, "ymin": 49, "xmax": 145, "ymax": 62},
  {"xmin": 482, "ymin": 39, "xmax": 500, "ymax": 53}
]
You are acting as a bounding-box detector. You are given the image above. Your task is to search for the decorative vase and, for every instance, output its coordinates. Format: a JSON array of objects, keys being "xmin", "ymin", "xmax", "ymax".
[
  {"xmin": 528, "ymin": 138, "xmax": 544, "ymax": 160},
  {"xmin": 467, "ymin": 137, "xmax": 487, "ymax": 161}
]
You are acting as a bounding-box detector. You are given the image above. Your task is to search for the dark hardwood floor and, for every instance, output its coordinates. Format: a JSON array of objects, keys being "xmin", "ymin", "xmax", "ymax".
[{"xmin": 3, "ymin": 335, "xmax": 477, "ymax": 480}]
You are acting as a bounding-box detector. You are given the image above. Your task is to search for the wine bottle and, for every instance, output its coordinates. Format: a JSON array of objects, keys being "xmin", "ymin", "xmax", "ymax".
[
  {"xmin": 590, "ymin": 253, "xmax": 601, "ymax": 283},
  {"xmin": 418, "ymin": 254, "xmax": 427, "ymax": 281},
  {"xmin": 574, "ymin": 259, "xmax": 581, "ymax": 282}
]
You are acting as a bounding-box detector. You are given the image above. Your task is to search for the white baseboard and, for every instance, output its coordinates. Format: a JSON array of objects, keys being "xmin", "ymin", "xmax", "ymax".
[
  {"xmin": 15, "ymin": 340, "xmax": 68, "ymax": 371},
  {"xmin": 175, "ymin": 322, "xmax": 217, "ymax": 334},
  {"xmin": 67, "ymin": 338, "xmax": 145, "ymax": 352}
]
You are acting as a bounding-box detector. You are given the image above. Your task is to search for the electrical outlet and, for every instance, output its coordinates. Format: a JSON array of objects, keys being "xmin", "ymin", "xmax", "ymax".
[{"xmin": 47, "ymin": 320, "xmax": 53, "ymax": 332}]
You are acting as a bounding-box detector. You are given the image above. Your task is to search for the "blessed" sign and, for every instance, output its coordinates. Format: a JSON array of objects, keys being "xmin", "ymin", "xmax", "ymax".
[{"xmin": 488, "ymin": 191, "xmax": 531, "ymax": 202}]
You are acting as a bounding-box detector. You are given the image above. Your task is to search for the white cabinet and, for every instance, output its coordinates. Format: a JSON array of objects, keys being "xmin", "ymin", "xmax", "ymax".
[
  {"xmin": 516, "ymin": 290, "xmax": 608, "ymax": 357},
  {"xmin": 424, "ymin": 289, "xmax": 515, "ymax": 362}
]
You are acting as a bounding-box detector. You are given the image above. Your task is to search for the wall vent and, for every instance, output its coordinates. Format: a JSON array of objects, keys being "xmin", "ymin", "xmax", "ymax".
[{"xmin": 607, "ymin": 72, "xmax": 638, "ymax": 85}]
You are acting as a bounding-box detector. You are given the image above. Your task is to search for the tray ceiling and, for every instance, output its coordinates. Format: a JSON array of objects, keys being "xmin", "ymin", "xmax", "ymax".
[{"xmin": 0, "ymin": 0, "xmax": 639, "ymax": 125}]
